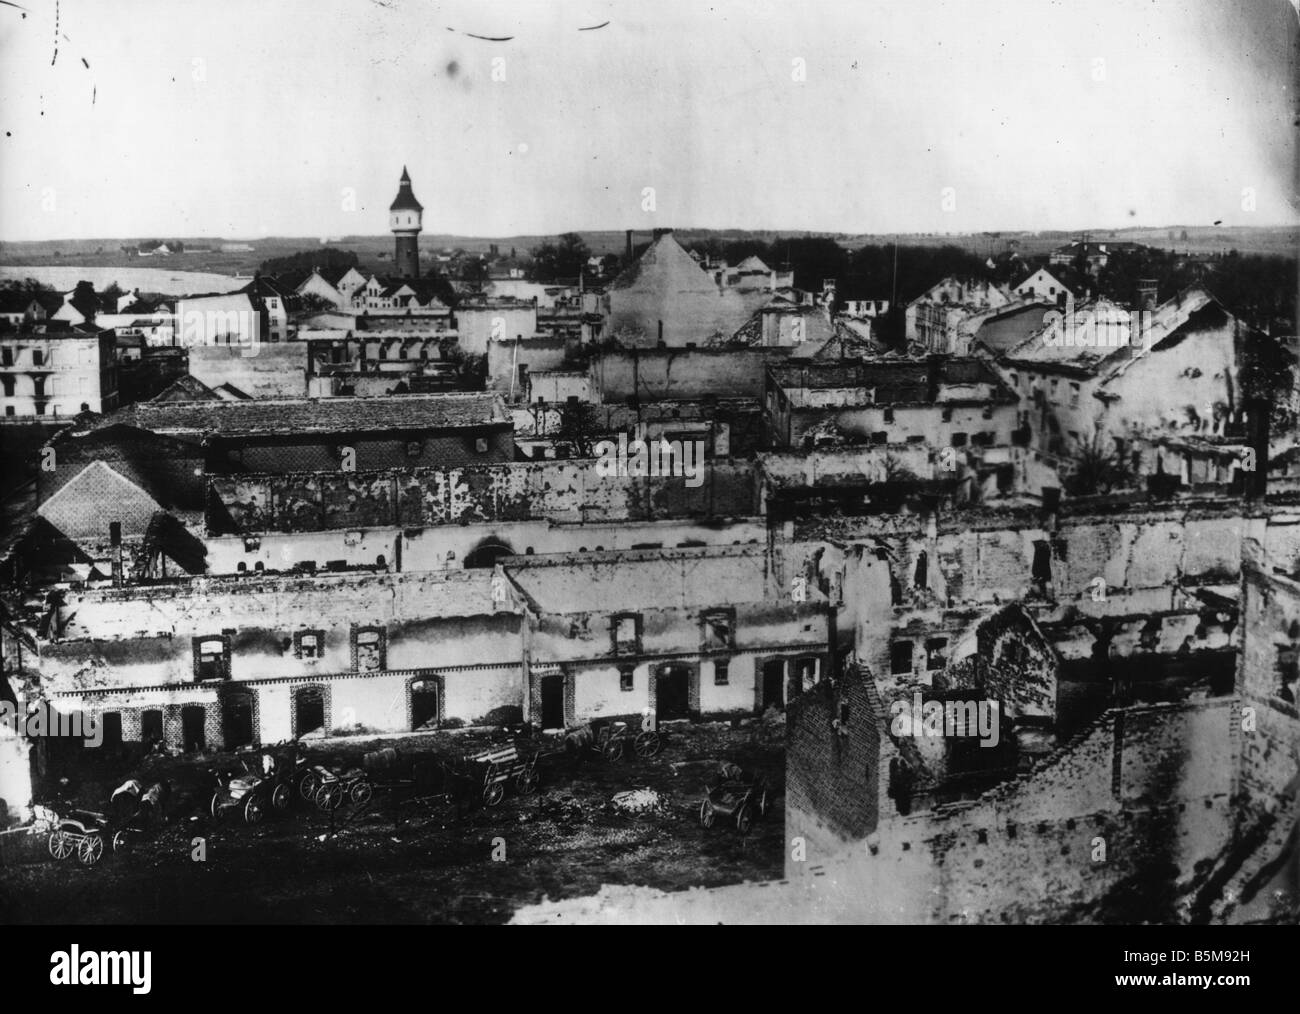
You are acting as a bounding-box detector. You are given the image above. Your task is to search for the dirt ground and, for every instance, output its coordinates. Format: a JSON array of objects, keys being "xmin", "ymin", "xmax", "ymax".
[{"xmin": 0, "ymin": 718, "xmax": 786, "ymax": 924}]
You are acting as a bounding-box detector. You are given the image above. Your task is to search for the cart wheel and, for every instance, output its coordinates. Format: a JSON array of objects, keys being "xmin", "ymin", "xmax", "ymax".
[
  {"xmin": 700, "ymin": 800, "xmax": 715, "ymax": 829},
  {"xmin": 299, "ymin": 772, "xmax": 319, "ymax": 801},
  {"xmin": 483, "ymin": 781, "xmax": 505, "ymax": 808},
  {"xmin": 209, "ymin": 793, "xmax": 222, "ymax": 820},
  {"xmin": 271, "ymin": 783, "xmax": 292, "ymax": 811},
  {"xmin": 603, "ymin": 740, "xmax": 625, "ymax": 762},
  {"xmin": 516, "ymin": 769, "xmax": 540, "ymax": 795},
  {"xmin": 350, "ymin": 780, "xmax": 373, "ymax": 805},
  {"xmin": 77, "ymin": 834, "xmax": 105, "ymax": 867},
  {"xmin": 736, "ymin": 805, "xmax": 753, "ymax": 834},
  {"xmin": 634, "ymin": 731, "xmax": 662, "ymax": 758},
  {"xmin": 316, "ymin": 782, "xmax": 343, "ymax": 811},
  {"xmin": 48, "ymin": 830, "xmax": 73, "ymax": 860},
  {"xmin": 244, "ymin": 796, "xmax": 265, "ymax": 825},
  {"xmin": 112, "ymin": 829, "xmax": 132, "ymax": 854}
]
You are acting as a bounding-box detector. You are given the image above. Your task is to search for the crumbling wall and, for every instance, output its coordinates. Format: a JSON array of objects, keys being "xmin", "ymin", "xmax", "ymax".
[
  {"xmin": 787, "ymin": 698, "xmax": 1239, "ymax": 922},
  {"xmin": 189, "ymin": 344, "xmax": 307, "ymax": 399},
  {"xmin": 212, "ymin": 461, "xmax": 761, "ymax": 534},
  {"xmin": 205, "ymin": 529, "xmax": 400, "ymax": 575},
  {"xmin": 0, "ymin": 731, "xmax": 33, "ymax": 822},
  {"xmin": 787, "ymin": 675, "xmax": 886, "ymax": 860},
  {"xmin": 591, "ymin": 348, "xmax": 784, "ymax": 401},
  {"xmin": 1236, "ymin": 560, "xmax": 1300, "ymax": 803},
  {"xmin": 37, "ymin": 571, "xmax": 520, "ymax": 691}
]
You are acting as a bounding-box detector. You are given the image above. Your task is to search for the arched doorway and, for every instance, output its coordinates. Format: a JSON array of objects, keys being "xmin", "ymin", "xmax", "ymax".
[
  {"xmin": 292, "ymin": 685, "xmax": 327, "ymax": 738},
  {"xmin": 463, "ymin": 539, "xmax": 515, "ymax": 569},
  {"xmin": 221, "ymin": 687, "xmax": 255, "ymax": 748},
  {"xmin": 409, "ymin": 677, "xmax": 441, "ymax": 731}
]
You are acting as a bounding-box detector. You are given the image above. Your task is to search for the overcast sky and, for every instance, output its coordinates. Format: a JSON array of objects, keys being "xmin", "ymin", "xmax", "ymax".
[{"xmin": 1, "ymin": 0, "xmax": 1296, "ymax": 240}]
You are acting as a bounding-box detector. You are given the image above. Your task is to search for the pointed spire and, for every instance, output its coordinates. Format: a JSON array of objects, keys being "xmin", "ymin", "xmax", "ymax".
[{"xmin": 390, "ymin": 167, "xmax": 423, "ymax": 214}]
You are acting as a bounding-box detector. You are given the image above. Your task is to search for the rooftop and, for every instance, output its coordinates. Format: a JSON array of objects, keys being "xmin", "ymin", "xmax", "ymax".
[{"xmin": 107, "ymin": 392, "xmax": 511, "ymax": 438}]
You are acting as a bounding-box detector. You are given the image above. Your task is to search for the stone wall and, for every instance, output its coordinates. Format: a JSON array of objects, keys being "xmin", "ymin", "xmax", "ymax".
[{"xmin": 209, "ymin": 460, "xmax": 760, "ymax": 534}]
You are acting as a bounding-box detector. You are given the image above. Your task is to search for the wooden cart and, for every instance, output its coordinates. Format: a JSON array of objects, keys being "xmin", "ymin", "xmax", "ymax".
[{"xmin": 466, "ymin": 743, "xmax": 539, "ymax": 807}]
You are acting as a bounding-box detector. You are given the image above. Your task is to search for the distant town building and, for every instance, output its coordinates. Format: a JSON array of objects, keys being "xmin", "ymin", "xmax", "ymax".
[{"xmin": 0, "ymin": 322, "xmax": 118, "ymax": 417}]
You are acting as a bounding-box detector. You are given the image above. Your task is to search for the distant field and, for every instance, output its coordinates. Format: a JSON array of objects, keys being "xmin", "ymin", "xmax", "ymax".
[{"xmin": 1, "ymin": 225, "xmax": 1294, "ymax": 276}]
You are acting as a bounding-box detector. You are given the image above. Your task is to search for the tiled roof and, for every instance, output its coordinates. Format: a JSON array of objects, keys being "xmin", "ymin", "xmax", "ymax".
[
  {"xmin": 117, "ymin": 392, "xmax": 511, "ymax": 437},
  {"xmin": 151, "ymin": 375, "xmax": 220, "ymax": 403},
  {"xmin": 240, "ymin": 275, "xmax": 295, "ymax": 300},
  {"xmin": 609, "ymin": 233, "xmax": 717, "ymax": 292}
]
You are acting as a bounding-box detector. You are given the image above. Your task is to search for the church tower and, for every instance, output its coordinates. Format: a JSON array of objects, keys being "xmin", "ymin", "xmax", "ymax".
[{"xmin": 389, "ymin": 166, "xmax": 423, "ymax": 280}]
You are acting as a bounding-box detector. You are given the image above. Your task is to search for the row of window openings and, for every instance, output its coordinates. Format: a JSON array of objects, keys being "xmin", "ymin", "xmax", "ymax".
[
  {"xmin": 0, "ymin": 376, "xmax": 93, "ymax": 396},
  {"xmin": 2, "ymin": 401, "xmax": 92, "ymax": 417},
  {"xmin": 0, "ymin": 349, "xmax": 99, "ymax": 367},
  {"xmin": 617, "ymin": 657, "xmax": 821, "ymax": 691},
  {"xmin": 617, "ymin": 661, "xmax": 728, "ymax": 691},
  {"xmin": 869, "ymin": 406, "xmax": 998, "ymax": 425},
  {"xmin": 1008, "ymin": 373, "xmax": 1082, "ymax": 408},
  {"xmin": 861, "ymin": 429, "xmax": 999, "ymax": 448},
  {"xmin": 194, "ymin": 628, "xmax": 386, "ymax": 678},
  {"xmin": 613, "ymin": 611, "xmax": 735, "ymax": 653}
]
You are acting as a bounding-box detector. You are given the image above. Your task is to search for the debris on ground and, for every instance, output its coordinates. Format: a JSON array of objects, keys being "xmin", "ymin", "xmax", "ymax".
[{"xmin": 609, "ymin": 787, "xmax": 666, "ymax": 817}]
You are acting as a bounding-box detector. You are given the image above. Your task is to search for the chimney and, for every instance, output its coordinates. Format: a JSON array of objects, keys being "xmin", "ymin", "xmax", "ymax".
[
  {"xmin": 625, "ymin": 229, "xmax": 633, "ymax": 263},
  {"xmin": 1137, "ymin": 279, "xmax": 1158, "ymax": 312},
  {"xmin": 110, "ymin": 521, "xmax": 123, "ymax": 587},
  {"xmin": 1244, "ymin": 396, "xmax": 1269, "ymax": 500},
  {"xmin": 652, "ymin": 228, "xmax": 673, "ymax": 240}
]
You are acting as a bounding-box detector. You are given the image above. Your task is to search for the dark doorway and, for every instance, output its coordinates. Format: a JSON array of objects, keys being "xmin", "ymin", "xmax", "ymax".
[
  {"xmin": 181, "ymin": 705, "xmax": 206, "ymax": 752},
  {"xmin": 141, "ymin": 709, "xmax": 164, "ymax": 746},
  {"xmin": 761, "ymin": 659, "xmax": 785, "ymax": 711},
  {"xmin": 293, "ymin": 686, "xmax": 326, "ymax": 737},
  {"xmin": 223, "ymin": 690, "xmax": 255, "ymax": 748},
  {"xmin": 540, "ymin": 673, "xmax": 564, "ymax": 730},
  {"xmin": 463, "ymin": 540, "xmax": 514, "ymax": 569},
  {"xmin": 1031, "ymin": 540, "xmax": 1052, "ymax": 585},
  {"xmin": 410, "ymin": 679, "xmax": 440, "ymax": 730},
  {"xmin": 656, "ymin": 664, "xmax": 691, "ymax": 721},
  {"xmin": 100, "ymin": 712, "xmax": 123, "ymax": 751}
]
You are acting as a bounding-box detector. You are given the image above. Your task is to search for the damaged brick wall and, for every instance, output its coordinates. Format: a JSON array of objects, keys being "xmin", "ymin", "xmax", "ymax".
[
  {"xmin": 786, "ymin": 674, "xmax": 888, "ymax": 858},
  {"xmin": 210, "ymin": 460, "xmax": 761, "ymax": 534},
  {"xmin": 591, "ymin": 348, "xmax": 788, "ymax": 401},
  {"xmin": 189, "ymin": 345, "xmax": 308, "ymax": 399},
  {"xmin": 786, "ymin": 697, "xmax": 1239, "ymax": 922}
]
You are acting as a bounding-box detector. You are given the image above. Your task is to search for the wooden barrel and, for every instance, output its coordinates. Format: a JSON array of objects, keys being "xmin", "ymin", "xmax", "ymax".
[{"xmin": 362, "ymin": 747, "xmax": 400, "ymax": 773}]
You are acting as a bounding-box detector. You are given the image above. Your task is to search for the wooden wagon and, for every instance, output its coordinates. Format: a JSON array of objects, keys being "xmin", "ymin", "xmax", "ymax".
[{"xmin": 465, "ymin": 743, "xmax": 540, "ymax": 807}]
